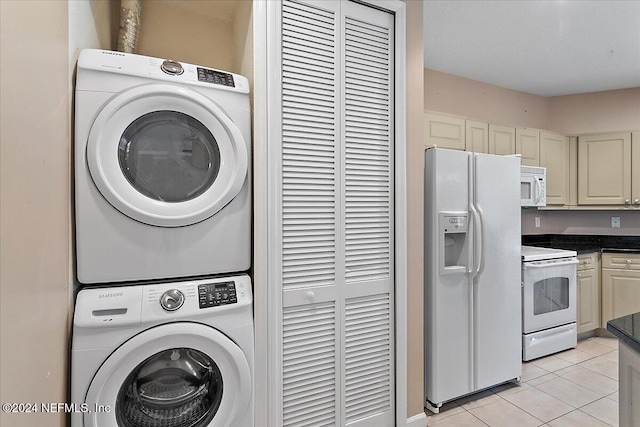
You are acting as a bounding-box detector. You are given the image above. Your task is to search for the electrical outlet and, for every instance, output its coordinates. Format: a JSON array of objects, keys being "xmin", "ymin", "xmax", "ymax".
[
  {"xmin": 535, "ymin": 217, "xmax": 541, "ymax": 228},
  {"xmin": 611, "ymin": 216, "xmax": 621, "ymax": 228}
]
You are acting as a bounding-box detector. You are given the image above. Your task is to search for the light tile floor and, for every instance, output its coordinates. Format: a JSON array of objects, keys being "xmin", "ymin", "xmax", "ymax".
[{"xmin": 425, "ymin": 336, "xmax": 620, "ymax": 427}]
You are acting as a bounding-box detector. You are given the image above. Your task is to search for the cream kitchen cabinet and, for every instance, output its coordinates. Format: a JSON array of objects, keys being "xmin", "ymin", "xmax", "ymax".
[
  {"xmin": 425, "ymin": 113, "xmax": 466, "ymax": 150},
  {"xmin": 601, "ymin": 252, "xmax": 640, "ymax": 327},
  {"xmin": 576, "ymin": 252, "xmax": 600, "ymax": 334},
  {"xmin": 578, "ymin": 132, "xmax": 632, "ymax": 205},
  {"xmin": 516, "ymin": 128, "xmax": 540, "ymax": 166},
  {"xmin": 489, "ymin": 124, "xmax": 516, "ymax": 155},
  {"xmin": 466, "ymin": 119, "xmax": 489, "ymax": 153},
  {"xmin": 540, "ymin": 132, "xmax": 571, "ymax": 206}
]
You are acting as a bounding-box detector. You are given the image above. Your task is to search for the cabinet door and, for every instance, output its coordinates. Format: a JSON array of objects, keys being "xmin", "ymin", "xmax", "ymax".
[
  {"xmin": 488, "ymin": 124, "xmax": 515, "ymax": 155},
  {"xmin": 540, "ymin": 132, "xmax": 570, "ymax": 205},
  {"xmin": 601, "ymin": 268, "xmax": 640, "ymax": 327},
  {"xmin": 632, "ymin": 132, "xmax": 640, "ymax": 208},
  {"xmin": 578, "ymin": 132, "xmax": 632, "ymax": 205},
  {"xmin": 577, "ymin": 268, "xmax": 600, "ymax": 334},
  {"xmin": 516, "ymin": 128, "xmax": 540, "ymax": 166},
  {"xmin": 425, "ymin": 113, "xmax": 465, "ymax": 150},
  {"xmin": 465, "ymin": 120, "xmax": 488, "ymax": 153}
]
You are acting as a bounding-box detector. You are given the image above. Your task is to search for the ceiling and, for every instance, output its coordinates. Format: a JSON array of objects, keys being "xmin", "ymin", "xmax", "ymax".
[{"xmin": 423, "ymin": 0, "xmax": 640, "ymax": 97}]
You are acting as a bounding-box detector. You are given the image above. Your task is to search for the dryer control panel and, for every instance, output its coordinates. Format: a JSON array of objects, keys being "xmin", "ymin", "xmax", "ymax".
[
  {"xmin": 198, "ymin": 281, "xmax": 237, "ymax": 308},
  {"xmin": 197, "ymin": 67, "xmax": 235, "ymax": 87}
]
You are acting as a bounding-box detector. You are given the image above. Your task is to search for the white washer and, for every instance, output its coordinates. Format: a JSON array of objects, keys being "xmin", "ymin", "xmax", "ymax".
[
  {"xmin": 71, "ymin": 274, "xmax": 254, "ymax": 427},
  {"xmin": 75, "ymin": 49, "xmax": 251, "ymax": 284}
]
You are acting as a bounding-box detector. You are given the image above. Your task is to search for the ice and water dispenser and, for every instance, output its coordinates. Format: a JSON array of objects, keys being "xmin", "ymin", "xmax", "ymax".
[{"xmin": 439, "ymin": 212, "xmax": 469, "ymax": 275}]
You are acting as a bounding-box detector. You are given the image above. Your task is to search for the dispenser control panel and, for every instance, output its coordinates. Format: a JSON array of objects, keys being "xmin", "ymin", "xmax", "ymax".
[{"xmin": 442, "ymin": 215, "xmax": 468, "ymax": 233}]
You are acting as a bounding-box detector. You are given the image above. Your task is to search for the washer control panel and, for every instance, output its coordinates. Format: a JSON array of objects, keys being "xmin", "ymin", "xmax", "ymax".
[
  {"xmin": 198, "ymin": 281, "xmax": 237, "ymax": 308},
  {"xmin": 197, "ymin": 67, "xmax": 235, "ymax": 87}
]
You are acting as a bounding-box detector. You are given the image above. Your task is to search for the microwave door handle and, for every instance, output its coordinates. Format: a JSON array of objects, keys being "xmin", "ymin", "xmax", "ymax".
[
  {"xmin": 534, "ymin": 176, "xmax": 541, "ymax": 203},
  {"xmin": 523, "ymin": 259, "xmax": 579, "ymax": 269}
]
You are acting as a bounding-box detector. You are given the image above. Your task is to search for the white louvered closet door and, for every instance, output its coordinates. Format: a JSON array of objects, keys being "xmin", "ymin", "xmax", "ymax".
[{"xmin": 277, "ymin": 1, "xmax": 394, "ymax": 426}]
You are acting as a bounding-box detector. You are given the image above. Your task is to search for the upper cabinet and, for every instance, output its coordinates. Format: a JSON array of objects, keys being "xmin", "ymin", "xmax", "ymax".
[
  {"xmin": 424, "ymin": 113, "xmax": 466, "ymax": 150},
  {"xmin": 578, "ymin": 132, "xmax": 632, "ymax": 205},
  {"xmin": 489, "ymin": 124, "xmax": 516, "ymax": 155},
  {"xmin": 466, "ymin": 120, "xmax": 489, "ymax": 153},
  {"xmin": 540, "ymin": 132, "xmax": 570, "ymax": 206},
  {"xmin": 516, "ymin": 128, "xmax": 540, "ymax": 166}
]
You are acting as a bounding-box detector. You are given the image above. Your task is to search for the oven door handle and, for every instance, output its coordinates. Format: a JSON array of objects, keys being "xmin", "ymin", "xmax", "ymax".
[{"xmin": 523, "ymin": 259, "xmax": 578, "ymax": 269}]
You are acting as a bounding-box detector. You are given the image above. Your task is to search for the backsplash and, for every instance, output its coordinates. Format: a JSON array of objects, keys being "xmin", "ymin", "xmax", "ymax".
[{"xmin": 522, "ymin": 209, "xmax": 640, "ymax": 236}]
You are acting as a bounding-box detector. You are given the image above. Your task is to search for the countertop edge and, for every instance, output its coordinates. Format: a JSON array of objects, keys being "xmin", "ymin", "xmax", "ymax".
[{"xmin": 607, "ymin": 313, "xmax": 640, "ymax": 354}]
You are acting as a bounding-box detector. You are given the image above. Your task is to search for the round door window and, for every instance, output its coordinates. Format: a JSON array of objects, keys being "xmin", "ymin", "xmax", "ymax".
[
  {"xmin": 118, "ymin": 111, "xmax": 221, "ymax": 203},
  {"xmin": 116, "ymin": 348, "xmax": 223, "ymax": 427},
  {"xmin": 86, "ymin": 84, "xmax": 248, "ymax": 227}
]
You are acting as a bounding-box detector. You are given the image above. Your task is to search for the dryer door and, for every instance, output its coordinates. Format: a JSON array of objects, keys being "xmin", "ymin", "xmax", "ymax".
[
  {"xmin": 87, "ymin": 84, "xmax": 248, "ymax": 227},
  {"xmin": 83, "ymin": 323, "xmax": 251, "ymax": 427}
]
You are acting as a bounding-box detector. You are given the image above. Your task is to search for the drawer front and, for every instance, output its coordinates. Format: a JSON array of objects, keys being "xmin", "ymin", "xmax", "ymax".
[
  {"xmin": 602, "ymin": 252, "xmax": 640, "ymax": 270},
  {"xmin": 577, "ymin": 252, "xmax": 599, "ymax": 271}
]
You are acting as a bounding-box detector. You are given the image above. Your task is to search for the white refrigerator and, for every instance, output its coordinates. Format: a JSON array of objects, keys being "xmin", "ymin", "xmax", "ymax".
[{"xmin": 424, "ymin": 148, "xmax": 522, "ymax": 413}]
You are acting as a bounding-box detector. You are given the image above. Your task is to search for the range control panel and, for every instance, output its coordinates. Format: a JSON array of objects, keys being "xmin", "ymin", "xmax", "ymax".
[
  {"xmin": 198, "ymin": 281, "xmax": 237, "ymax": 308},
  {"xmin": 197, "ymin": 67, "xmax": 235, "ymax": 87}
]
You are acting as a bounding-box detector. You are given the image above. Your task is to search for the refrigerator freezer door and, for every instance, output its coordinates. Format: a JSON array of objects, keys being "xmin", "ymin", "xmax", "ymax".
[
  {"xmin": 473, "ymin": 153, "xmax": 522, "ymax": 390},
  {"xmin": 424, "ymin": 148, "xmax": 473, "ymax": 404}
]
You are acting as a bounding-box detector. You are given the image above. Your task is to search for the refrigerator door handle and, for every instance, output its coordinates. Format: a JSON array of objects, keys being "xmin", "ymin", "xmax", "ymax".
[
  {"xmin": 469, "ymin": 202, "xmax": 482, "ymax": 279},
  {"xmin": 475, "ymin": 205, "xmax": 485, "ymax": 277},
  {"xmin": 471, "ymin": 154, "xmax": 484, "ymax": 281}
]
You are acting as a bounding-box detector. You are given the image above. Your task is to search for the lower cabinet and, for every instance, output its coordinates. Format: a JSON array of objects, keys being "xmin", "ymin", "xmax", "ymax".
[
  {"xmin": 576, "ymin": 252, "xmax": 600, "ymax": 334},
  {"xmin": 619, "ymin": 342, "xmax": 640, "ymax": 427},
  {"xmin": 601, "ymin": 252, "xmax": 640, "ymax": 327}
]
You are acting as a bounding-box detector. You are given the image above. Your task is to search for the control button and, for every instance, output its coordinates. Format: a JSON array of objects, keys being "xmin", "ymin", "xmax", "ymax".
[
  {"xmin": 161, "ymin": 59, "xmax": 184, "ymax": 75},
  {"xmin": 160, "ymin": 289, "xmax": 185, "ymax": 311}
]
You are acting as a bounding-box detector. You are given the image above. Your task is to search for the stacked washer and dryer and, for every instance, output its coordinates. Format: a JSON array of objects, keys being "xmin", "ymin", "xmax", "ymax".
[{"xmin": 71, "ymin": 49, "xmax": 254, "ymax": 427}]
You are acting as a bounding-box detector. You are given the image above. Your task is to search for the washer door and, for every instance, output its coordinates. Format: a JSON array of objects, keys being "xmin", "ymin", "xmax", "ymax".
[
  {"xmin": 84, "ymin": 323, "xmax": 251, "ymax": 427},
  {"xmin": 87, "ymin": 84, "xmax": 247, "ymax": 227}
]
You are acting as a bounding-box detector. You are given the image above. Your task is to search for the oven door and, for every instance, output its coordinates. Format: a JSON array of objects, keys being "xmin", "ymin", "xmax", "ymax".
[{"xmin": 522, "ymin": 258, "xmax": 578, "ymax": 333}]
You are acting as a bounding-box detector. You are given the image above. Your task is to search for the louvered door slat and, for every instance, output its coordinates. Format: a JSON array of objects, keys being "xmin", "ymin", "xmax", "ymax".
[
  {"xmin": 283, "ymin": 301, "xmax": 336, "ymax": 427},
  {"xmin": 341, "ymin": 8, "xmax": 394, "ymax": 425},
  {"xmin": 344, "ymin": 294, "xmax": 392, "ymax": 424}
]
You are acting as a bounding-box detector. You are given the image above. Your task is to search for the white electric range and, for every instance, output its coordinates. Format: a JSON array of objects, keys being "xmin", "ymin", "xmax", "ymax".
[{"xmin": 521, "ymin": 246, "xmax": 579, "ymax": 361}]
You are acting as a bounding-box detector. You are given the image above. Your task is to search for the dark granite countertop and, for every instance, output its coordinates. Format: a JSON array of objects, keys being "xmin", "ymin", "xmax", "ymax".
[
  {"xmin": 607, "ymin": 313, "xmax": 640, "ymax": 354},
  {"xmin": 522, "ymin": 235, "xmax": 640, "ymax": 255}
]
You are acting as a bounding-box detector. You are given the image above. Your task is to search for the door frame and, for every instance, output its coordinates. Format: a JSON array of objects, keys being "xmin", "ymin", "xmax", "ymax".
[{"xmin": 253, "ymin": 0, "xmax": 409, "ymax": 425}]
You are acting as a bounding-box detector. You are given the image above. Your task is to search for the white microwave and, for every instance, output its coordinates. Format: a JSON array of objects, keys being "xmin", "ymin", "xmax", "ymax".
[{"xmin": 521, "ymin": 166, "xmax": 546, "ymax": 207}]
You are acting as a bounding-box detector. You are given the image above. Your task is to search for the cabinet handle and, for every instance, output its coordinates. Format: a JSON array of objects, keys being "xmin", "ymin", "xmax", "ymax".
[
  {"xmin": 627, "ymin": 259, "xmax": 633, "ymax": 266},
  {"xmin": 577, "ymin": 273, "xmax": 582, "ymax": 278},
  {"xmin": 635, "ymin": 199, "xmax": 640, "ymax": 205},
  {"xmin": 625, "ymin": 199, "xmax": 631, "ymax": 205}
]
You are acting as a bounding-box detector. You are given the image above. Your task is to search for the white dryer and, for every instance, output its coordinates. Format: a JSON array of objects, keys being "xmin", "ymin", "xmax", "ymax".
[
  {"xmin": 75, "ymin": 49, "xmax": 251, "ymax": 284},
  {"xmin": 71, "ymin": 275, "xmax": 254, "ymax": 427}
]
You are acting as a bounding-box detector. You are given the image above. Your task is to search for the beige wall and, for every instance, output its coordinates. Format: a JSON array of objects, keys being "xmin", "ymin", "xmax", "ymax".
[
  {"xmin": 424, "ymin": 68, "xmax": 550, "ymax": 129},
  {"xmin": 522, "ymin": 209, "xmax": 640, "ymax": 236},
  {"xmin": 424, "ymin": 69, "xmax": 640, "ymax": 136},
  {"xmin": 0, "ymin": 2, "xmax": 70, "ymax": 426},
  {"xmin": 549, "ymin": 88, "xmax": 640, "ymax": 135},
  {"xmin": 137, "ymin": 1, "xmax": 235, "ymax": 72},
  {"xmin": 404, "ymin": 0, "xmax": 425, "ymax": 419}
]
